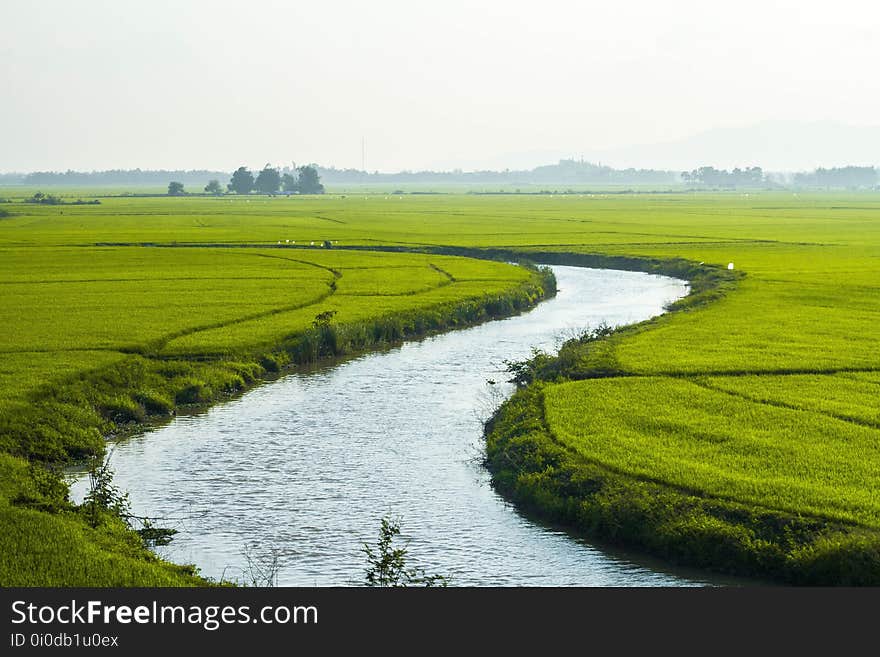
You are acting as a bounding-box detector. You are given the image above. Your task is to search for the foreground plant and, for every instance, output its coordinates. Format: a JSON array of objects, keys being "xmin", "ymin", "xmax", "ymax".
[
  {"xmin": 363, "ymin": 516, "xmax": 447, "ymax": 587},
  {"xmin": 82, "ymin": 456, "xmax": 177, "ymax": 549}
]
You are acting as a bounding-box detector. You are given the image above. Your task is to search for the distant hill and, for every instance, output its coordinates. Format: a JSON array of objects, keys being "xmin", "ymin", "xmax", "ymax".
[{"xmin": 587, "ymin": 121, "xmax": 880, "ymax": 171}]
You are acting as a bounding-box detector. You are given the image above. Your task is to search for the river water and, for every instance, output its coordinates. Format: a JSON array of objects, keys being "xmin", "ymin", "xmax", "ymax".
[{"xmin": 70, "ymin": 265, "xmax": 713, "ymax": 586}]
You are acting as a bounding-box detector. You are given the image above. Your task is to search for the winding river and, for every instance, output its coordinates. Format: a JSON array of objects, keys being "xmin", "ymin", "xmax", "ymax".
[{"xmin": 71, "ymin": 265, "xmax": 713, "ymax": 586}]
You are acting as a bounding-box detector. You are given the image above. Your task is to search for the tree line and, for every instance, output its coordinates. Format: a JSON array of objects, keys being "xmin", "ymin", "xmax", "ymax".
[
  {"xmin": 16, "ymin": 169, "xmax": 224, "ymax": 186},
  {"xmin": 6, "ymin": 162, "xmax": 878, "ymax": 191},
  {"xmin": 792, "ymin": 166, "xmax": 878, "ymax": 188},
  {"xmin": 317, "ymin": 159, "xmax": 679, "ymax": 184},
  {"xmin": 682, "ymin": 165, "xmax": 879, "ymax": 189},
  {"xmin": 681, "ymin": 166, "xmax": 766, "ymax": 187},
  {"xmin": 168, "ymin": 165, "xmax": 324, "ymax": 196}
]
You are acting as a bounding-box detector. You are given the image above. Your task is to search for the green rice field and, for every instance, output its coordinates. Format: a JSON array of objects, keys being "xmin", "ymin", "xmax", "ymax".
[{"xmin": 1, "ymin": 190, "xmax": 879, "ymax": 584}]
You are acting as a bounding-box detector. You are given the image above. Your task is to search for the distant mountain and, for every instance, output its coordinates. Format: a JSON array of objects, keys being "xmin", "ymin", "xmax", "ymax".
[{"xmin": 586, "ymin": 121, "xmax": 880, "ymax": 172}]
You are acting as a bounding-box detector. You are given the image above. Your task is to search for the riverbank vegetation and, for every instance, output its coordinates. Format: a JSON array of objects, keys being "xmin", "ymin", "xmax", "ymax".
[
  {"xmin": 1, "ymin": 190, "xmax": 878, "ymax": 584},
  {"xmin": 0, "ymin": 196, "xmax": 555, "ymax": 584}
]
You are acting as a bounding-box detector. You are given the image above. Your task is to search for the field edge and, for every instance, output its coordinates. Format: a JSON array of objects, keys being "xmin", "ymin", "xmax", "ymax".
[
  {"xmin": 481, "ymin": 252, "xmax": 880, "ymax": 584},
  {"xmin": 1, "ymin": 258, "xmax": 556, "ymax": 587}
]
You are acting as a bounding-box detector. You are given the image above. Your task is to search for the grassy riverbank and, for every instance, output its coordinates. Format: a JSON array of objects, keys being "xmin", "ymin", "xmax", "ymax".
[
  {"xmin": 477, "ymin": 200, "xmax": 880, "ymax": 583},
  {"xmin": 2, "ymin": 191, "xmax": 878, "ymax": 584},
  {"xmin": 1, "ymin": 260, "xmax": 554, "ymax": 585},
  {"xmin": 0, "ymin": 195, "xmax": 555, "ymax": 584}
]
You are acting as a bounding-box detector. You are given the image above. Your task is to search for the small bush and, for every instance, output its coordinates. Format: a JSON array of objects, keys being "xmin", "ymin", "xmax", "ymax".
[
  {"xmin": 12, "ymin": 462, "xmax": 70, "ymax": 513},
  {"xmin": 25, "ymin": 192, "xmax": 63, "ymax": 205},
  {"xmin": 363, "ymin": 517, "xmax": 447, "ymax": 587}
]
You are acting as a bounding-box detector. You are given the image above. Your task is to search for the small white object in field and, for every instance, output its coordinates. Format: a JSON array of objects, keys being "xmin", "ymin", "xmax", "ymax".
[
  {"xmin": 310, "ymin": 241, "xmax": 314, "ymax": 246},
  {"xmin": 727, "ymin": 262, "xmax": 735, "ymax": 270},
  {"xmin": 285, "ymin": 239, "xmax": 289, "ymax": 243}
]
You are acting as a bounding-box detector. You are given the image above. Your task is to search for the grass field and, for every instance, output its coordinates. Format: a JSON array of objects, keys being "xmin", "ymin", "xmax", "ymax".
[
  {"xmin": 0, "ymin": 193, "xmax": 556, "ymax": 585},
  {"xmin": 1, "ymin": 190, "xmax": 879, "ymax": 584}
]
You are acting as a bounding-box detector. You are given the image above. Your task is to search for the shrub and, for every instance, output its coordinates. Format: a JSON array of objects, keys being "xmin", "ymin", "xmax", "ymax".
[{"xmin": 363, "ymin": 517, "xmax": 447, "ymax": 587}]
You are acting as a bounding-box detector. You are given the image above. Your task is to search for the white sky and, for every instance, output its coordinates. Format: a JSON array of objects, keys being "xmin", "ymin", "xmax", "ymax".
[{"xmin": 2, "ymin": 0, "xmax": 879, "ymax": 172}]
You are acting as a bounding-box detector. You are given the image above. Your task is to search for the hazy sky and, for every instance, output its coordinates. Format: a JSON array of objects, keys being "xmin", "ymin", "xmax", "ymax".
[{"xmin": 2, "ymin": 0, "xmax": 879, "ymax": 172}]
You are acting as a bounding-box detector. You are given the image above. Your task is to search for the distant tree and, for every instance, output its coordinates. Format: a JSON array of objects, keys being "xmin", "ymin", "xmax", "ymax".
[
  {"xmin": 794, "ymin": 166, "xmax": 878, "ymax": 189},
  {"xmin": 296, "ymin": 165, "xmax": 325, "ymax": 194},
  {"xmin": 204, "ymin": 179, "xmax": 223, "ymax": 195},
  {"xmin": 281, "ymin": 172, "xmax": 298, "ymax": 193},
  {"xmin": 25, "ymin": 191, "xmax": 63, "ymax": 205},
  {"xmin": 254, "ymin": 165, "xmax": 282, "ymax": 194},
  {"xmin": 744, "ymin": 166, "xmax": 764, "ymax": 186},
  {"xmin": 167, "ymin": 181, "xmax": 185, "ymax": 196},
  {"xmin": 229, "ymin": 167, "xmax": 255, "ymax": 194},
  {"xmin": 684, "ymin": 166, "xmax": 766, "ymax": 188}
]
